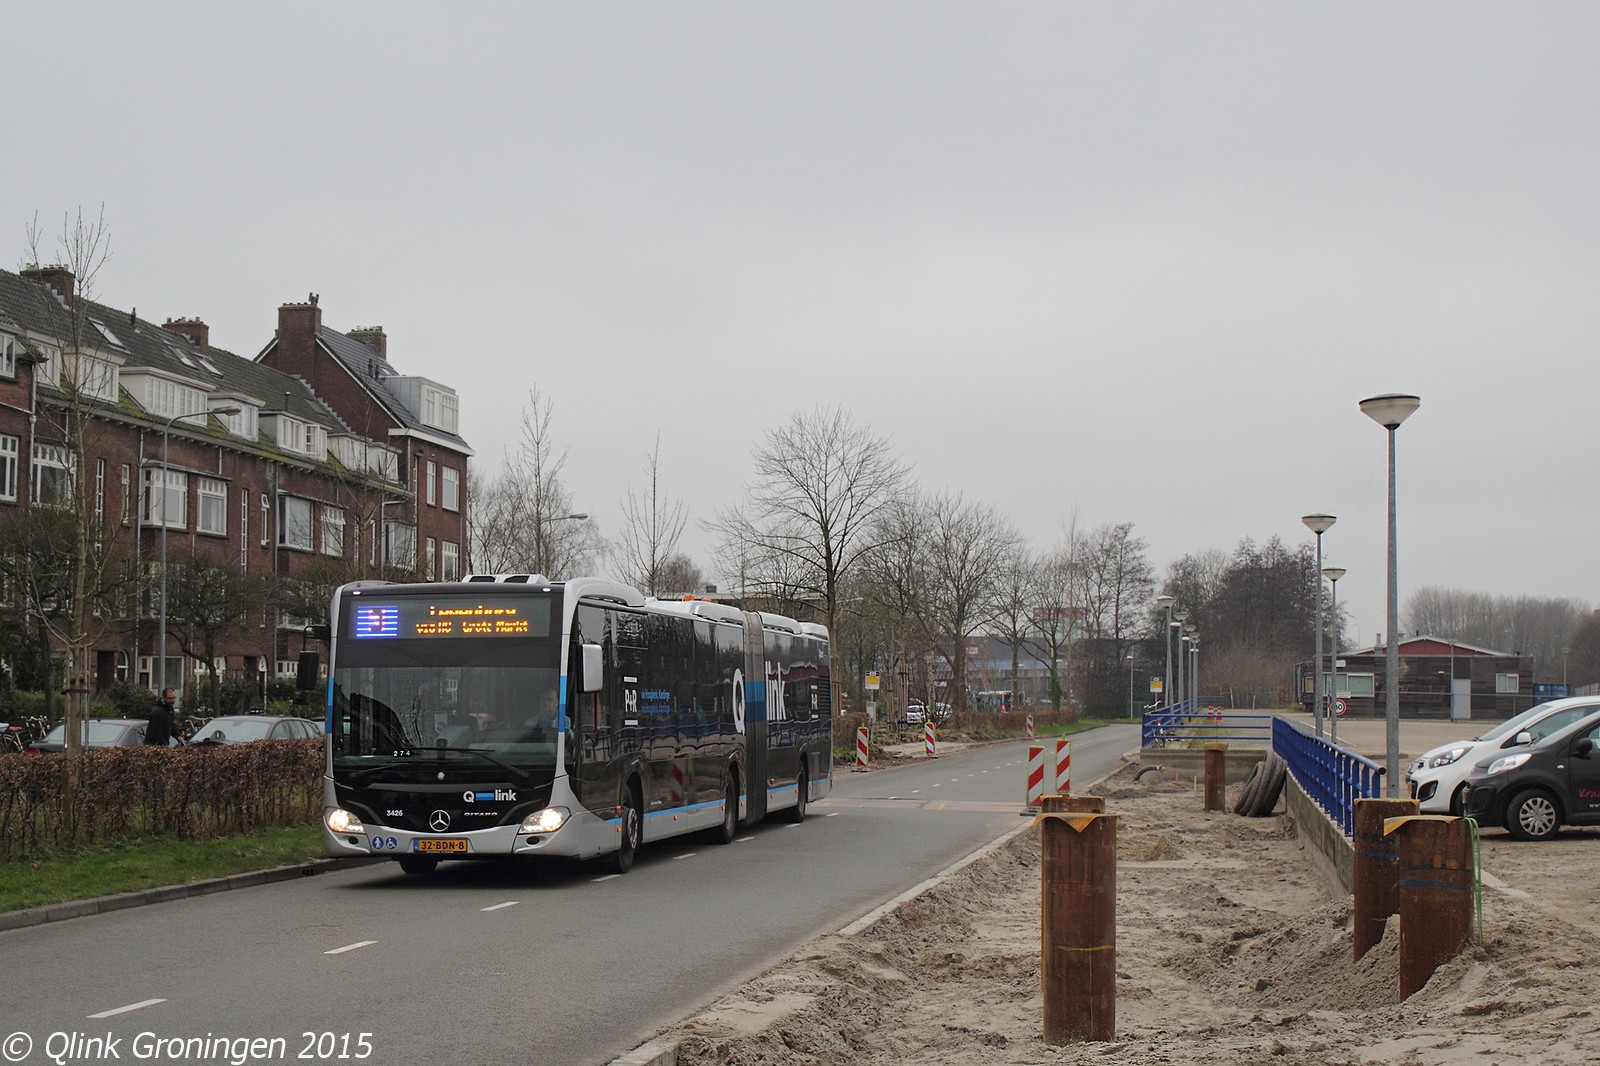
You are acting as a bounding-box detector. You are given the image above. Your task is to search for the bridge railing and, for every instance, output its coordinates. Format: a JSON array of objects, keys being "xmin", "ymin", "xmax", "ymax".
[
  {"xmin": 1271, "ymin": 716, "xmax": 1386, "ymax": 837},
  {"xmin": 1141, "ymin": 706, "xmax": 1272, "ymax": 748}
]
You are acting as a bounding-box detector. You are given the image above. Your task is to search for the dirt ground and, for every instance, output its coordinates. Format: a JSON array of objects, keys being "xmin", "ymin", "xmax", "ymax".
[{"xmin": 664, "ymin": 759, "xmax": 1600, "ymax": 1065}]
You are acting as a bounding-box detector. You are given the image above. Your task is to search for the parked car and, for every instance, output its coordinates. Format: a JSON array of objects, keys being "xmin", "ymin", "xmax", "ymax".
[
  {"xmin": 1461, "ymin": 707, "xmax": 1600, "ymax": 840},
  {"xmin": 186, "ymin": 715, "xmax": 323, "ymax": 744},
  {"xmin": 25, "ymin": 718, "xmax": 178, "ymax": 753},
  {"xmin": 1406, "ymin": 697, "xmax": 1600, "ymax": 813},
  {"xmin": 904, "ymin": 701, "xmax": 927, "ymax": 727}
]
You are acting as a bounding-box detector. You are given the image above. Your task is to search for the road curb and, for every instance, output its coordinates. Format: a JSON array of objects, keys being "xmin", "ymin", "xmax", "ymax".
[
  {"xmin": 0, "ymin": 856, "xmax": 383, "ymax": 933},
  {"xmin": 607, "ymin": 746, "xmax": 1133, "ymax": 1066}
]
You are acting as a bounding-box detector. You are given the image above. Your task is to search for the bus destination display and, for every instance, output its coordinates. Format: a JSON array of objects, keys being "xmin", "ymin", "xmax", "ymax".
[{"xmin": 350, "ymin": 597, "xmax": 549, "ymax": 640}]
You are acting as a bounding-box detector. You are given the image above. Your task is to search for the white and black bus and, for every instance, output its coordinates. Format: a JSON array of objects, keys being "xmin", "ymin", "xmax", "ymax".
[{"xmin": 321, "ymin": 574, "xmax": 832, "ymax": 875}]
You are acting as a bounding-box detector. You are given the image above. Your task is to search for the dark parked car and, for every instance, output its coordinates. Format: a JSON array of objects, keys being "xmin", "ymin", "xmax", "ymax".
[
  {"xmin": 186, "ymin": 715, "xmax": 322, "ymax": 745},
  {"xmin": 25, "ymin": 718, "xmax": 178, "ymax": 753},
  {"xmin": 1461, "ymin": 708, "xmax": 1600, "ymax": 840}
]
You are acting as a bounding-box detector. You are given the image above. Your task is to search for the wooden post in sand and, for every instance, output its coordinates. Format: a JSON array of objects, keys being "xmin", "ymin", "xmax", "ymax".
[
  {"xmin": 1392, "ymin": 815, "xmax": 1475, "ymax": 1000},
  {"xmin": 1352, "ymin": 798, "xmax": 1418, "ymax": 960},
  {"xmin": 1203, "ymin": 742, "xmax": 1227, "ymax": 811},
  {"xmin": 1039, "ymin": 794, "xmax": 1115, "ymax": 1044}
]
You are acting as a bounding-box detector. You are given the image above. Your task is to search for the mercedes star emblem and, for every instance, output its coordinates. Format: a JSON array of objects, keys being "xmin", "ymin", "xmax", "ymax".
[{"xmin": 429, "ymin": 810, "xmax": 451, "ymax": 832}]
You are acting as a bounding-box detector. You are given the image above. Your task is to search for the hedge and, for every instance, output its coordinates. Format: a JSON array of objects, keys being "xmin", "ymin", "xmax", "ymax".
[{"xmin": 0, "ymin": 739, "xmax": 323, "ymax": 862}]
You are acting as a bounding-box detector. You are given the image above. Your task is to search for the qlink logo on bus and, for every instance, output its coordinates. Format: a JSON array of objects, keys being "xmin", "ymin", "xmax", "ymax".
[{"xmin": 464, "ymin": 789, "xmax": 517, "ymax": 803}]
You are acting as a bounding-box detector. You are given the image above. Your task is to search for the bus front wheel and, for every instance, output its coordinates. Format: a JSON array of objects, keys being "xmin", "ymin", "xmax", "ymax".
[{"xmin": 607, "ymin": 791, "xmax": 641, "ymax": 874}]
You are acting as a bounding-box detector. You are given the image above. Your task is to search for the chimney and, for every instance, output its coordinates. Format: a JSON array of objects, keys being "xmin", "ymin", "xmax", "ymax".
[
  {"xmin": 267, "ymin": 294, "xmax": 324, "ymax": 388},
  {"xmin": 164, "ymin": 317, "xmax": 210, "ymax": 353},
  {"xmin": 20, "ymin": 265, "xmax": 76, "ymax": 304},
  {"xmin": 347, "ymin": 326, "xmax": 387, "ymax": 360}
]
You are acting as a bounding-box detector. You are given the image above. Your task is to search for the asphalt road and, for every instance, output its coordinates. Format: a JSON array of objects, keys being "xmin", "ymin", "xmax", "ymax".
[{"xmin": 0, "ymin": 724, "xmax": 1136, "ymax": 1066}]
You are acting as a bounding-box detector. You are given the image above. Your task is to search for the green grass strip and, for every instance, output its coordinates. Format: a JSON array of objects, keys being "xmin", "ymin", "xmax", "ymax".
[{"xmin": 0, "ymin": 823, "xmax": 324, "ymax": 913}]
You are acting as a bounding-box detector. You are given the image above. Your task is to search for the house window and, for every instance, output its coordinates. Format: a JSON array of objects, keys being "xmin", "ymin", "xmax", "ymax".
[
  {"xmin": 1, "ymin": 435, "xmax": 19, "ymax": 502},
  {"xmin": 120, "ymin": 464, "xmax": 131, "ymax": 525},
  {"xmin": 278, "ymin": 495, "xmax": 314, "ymax": 551},
  {"xmin": 426, "ymin": 461, "xmax": 437, "ymax": 506},
  {"xmin": 197, "ymin": 477, "xmax": 227, "ymax": 535},
  {"xmin": 1496, "ymin": 672, "xmax": 1520, "ymax": 694},
  {"xmin": 240, "ymin": 490, "xmax": 250, "ymax": 569},
  {"xmin": 441, "ymin": 540, "xmax": 460, "ymax": 582},
  {"xmin": 425, "ymin": 537, "xmax": 437, "ymax": 579},
  {"xmin": 383, "ymin": 521, "xmax": 416, "ymax": 570},
  {"xmin": 322, "ymin": 506, "xmax": 346, "ymax": 557},
  {"xmin": 1344, "ymin": 673, "xmax": 1376, "ymax": 698},
  {"xmin": 0, "ymin": 334, "xmax": 15, "ymax": 378},
  {"xmin": 260, "ymin": 494, "xmax": 270, "ymax": 547},
  {"xmin": 35, "ymin": 346, "xmax": 59, "ymax": 386},
  {"xmin": 32, "ymin": 444, "xmax": 75, "ymax": 507},
  {"xmin": 142, "ymin": 468, "xmax": 187, "ymax": 528},
  {"xmin": 95, "ymin": 459, "xmax": 106, "ymax": 526},
  {"xmin": 441, "ymin": 466, "xmax": 460, "ymax": 512}
]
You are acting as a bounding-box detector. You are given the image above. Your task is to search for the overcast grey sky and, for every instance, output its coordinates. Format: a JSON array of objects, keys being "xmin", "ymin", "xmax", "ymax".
[{"xmin": 9, "ymin": 3, "xmax": 1599, "ymax": 643}]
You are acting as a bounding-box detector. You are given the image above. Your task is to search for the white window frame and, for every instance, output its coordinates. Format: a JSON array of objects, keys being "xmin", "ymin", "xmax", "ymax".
[
  {"xmin": 119, "ymin": 463, "xmax": 131, "ymax": 525},
  {"xmin": 94, "ymin": 458, "xmax": 106, "ymax": 526},
  {"xmin": 441, "ymin": 540, "xmax": 460, "ymax": 582},
  {"xmin": 32, "ymin": 443, "xmax": 75, "ymax": 507},
  {"xmin": 321, "ymin": 506, "xmax": 346, "ymax": 558},
  {"xmin": 240, "ymin": 490, "xmax": 250, "ymax": 569},
  {"xmin": 0, "ymin": 334, "xmax": 16, "ymax": 378},
  {"xmin": 1496, "ymin": 672, "xmax": 1520, "ymax": 694},
  {"xmin": 441, "ymin": 466, "xmax": 460, "ymax": 512},
  {"xmin": 260, "ymin": 494, "xmax": 270, "ymax": 547},
  {"xmin": 142, "ymin": 468, "xmax": 188, "ymax": 529},
  {"xmin": 1344, "ymin": 673, "xmax": 1376, "ymax": 698},
  {"xmin": 424, "ymin": 536, "xmax": 437, "ymax": 580},
  {"xmin": 197, "ymin": 477, "xmax": 227, "ymax": 535},
  {"xmin": 383, "ymin": 521, "xmax": 417, "ymax": 571},
  {"xmin": 0, "ymin": 434, "xmax": 18, "ymax": 502},
  {"xmin": 278, "ymin": 495, "xmax": 314, "ymax": 551},
  {"xmin": 426, "ymin": 460, "xmax": 437, "ymax": 506}
]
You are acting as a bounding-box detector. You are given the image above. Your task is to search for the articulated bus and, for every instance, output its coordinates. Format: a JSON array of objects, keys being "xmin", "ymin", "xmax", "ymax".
[{"xmin": 321, "ymin": 574, "xmax": 832, "ymax": 875}]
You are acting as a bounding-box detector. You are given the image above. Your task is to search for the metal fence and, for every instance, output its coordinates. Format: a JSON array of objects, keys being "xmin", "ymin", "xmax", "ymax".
[
  {"xmin": 1140, "ymin": 705, "xmax": 1272, "ymax": 748},
  {"xmin": 1270, "ymin": 716, "xmax": 1386, "ymax": 837}
]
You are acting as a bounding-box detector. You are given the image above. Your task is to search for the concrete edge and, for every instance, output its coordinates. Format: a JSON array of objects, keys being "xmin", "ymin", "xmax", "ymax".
[
  {"xmin": 606, "ymin": 750, "xmax": 1134, "ymax": 1066},
  {"xmin": 0, "ymin": 856, "xmax": 383, "ymax": 933}
]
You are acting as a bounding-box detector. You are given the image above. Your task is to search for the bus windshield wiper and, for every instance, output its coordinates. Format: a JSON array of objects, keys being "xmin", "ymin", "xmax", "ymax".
[
  {"xmin": 345, "ymin": 760, "xmax": 413, "ymax": 783},
  {"xmin": 425, "ymin": 746, "xmax": 532, "ymax": 780}
]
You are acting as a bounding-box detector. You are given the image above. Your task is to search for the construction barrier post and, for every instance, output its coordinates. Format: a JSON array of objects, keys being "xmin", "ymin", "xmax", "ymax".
[
  {"xmin": 1026, "ymin": 714, "xmax": 1035, "ymax": 740},
  {"xmin": 1203, "ymin": 742, "xmax": 1227, "ymax": 812},
  {"xmin": 1025, "ymin": 744, "xmax": 1046, "ymax": 811},
  {"xmin": 1053, "ymin": 738, "xmax": 1071, "ymax": 795},
  {"xmin": 854, "ymin": 725, "xmax": 870, "ymax": 771},
  {"xmin": 1039, "ymin": 804, "xmax": 1116, "ymax": 1044},
  {"xmin": 924, "ymin": 720, "xmax": 936, "ymax": 758},
  {"xmin": 1389, "ymin": 815, "xmax": 1475, "ymax": 1000},
  {"xmin": 1352, "ymin": 798, "xmax": 1418, "ymax": 960}
]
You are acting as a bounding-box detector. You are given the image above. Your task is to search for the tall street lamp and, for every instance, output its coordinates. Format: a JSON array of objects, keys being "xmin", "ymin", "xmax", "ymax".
[
  {"xmin": 1302, "ymin": 513, "xmax": 1336, "ymax": 738},
  {"xmin": 1155, "ymin": 595, "xmax": 1175, "ymax": 706},
  {"xmin": 1126, "ymin": 653, "xmax": 1136, "ymax": 718},
  {"xmin": 1173, "ymin": 608, "xmax": 1190, "ymax": 709},
  {"xmin": 1189, "ymin": 632, "xmax": 1200, "ymax": 712},
  {"xmin": 1323, "ymin": 566, "xmax": 1346, "ymax": 746},
  {"xmin": 1360, "ymin": 392, "xmax": 1421, "ymax": 797},
  {"xmin": 157, "ymin": 405, "xmax": 239, "ymax": 695}
]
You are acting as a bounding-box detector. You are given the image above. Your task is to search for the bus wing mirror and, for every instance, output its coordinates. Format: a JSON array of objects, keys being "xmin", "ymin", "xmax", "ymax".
[
  {"xmin": 296, "ymin": 652, "xmax": 321, "ymax": 691},
  {"xmin": 581, "ymin": 643, "xmax": 604, "ymax": 693}
]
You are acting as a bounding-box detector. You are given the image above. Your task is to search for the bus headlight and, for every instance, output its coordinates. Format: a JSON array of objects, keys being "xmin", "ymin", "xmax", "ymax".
[
  {"xmin": 326, "ymin": 808, "xmax": 365, "ymax": 834},
  {"xmin": 519, "ymin": 807, "xmax": 569, "ymax": 835}
]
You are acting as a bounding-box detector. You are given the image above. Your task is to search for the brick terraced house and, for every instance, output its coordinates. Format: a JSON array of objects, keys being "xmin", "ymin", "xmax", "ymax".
[{"xmin": 0, "ymin": 265, "xmax": 470, "ymax": 707}]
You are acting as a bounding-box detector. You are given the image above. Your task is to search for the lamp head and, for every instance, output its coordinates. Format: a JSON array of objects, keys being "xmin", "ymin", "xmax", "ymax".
[
  {"xmin": 1173, "ymin": 608, "xmax": 1189, "ymax": 622},
  {"xmin": 1322, "ymin": 566, "xmax": 1347, "ymax": 582},
  {"xmin": 1301, "ymin": 513, "xmax": 1336, "ymax": 534},
  {"xmin": 1359, "ymin": 393, "xmax": 1421, "ymax": 430},
  {"xmin": 1155, "ymin": 594, "xmax": 1175, "ymax": 609}
]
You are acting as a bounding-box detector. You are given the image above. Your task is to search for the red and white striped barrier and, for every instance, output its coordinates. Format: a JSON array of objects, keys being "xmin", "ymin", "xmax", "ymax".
[
  {"xmin": 1053, "ymin": 738, "xmax": 1070, "ymax": 795},
  {"xmin": 1026, "ymin": 743, "xmax": 1046, "ymax": 810},
  {"xmin": 1026, "ymin": 714, "xmax": 1035, "ymax": 740},
  {"xmin": 924, "ymin": 721, "xmax": 936, "ymax": 758},
  {"xmin": 855, "ymin": 725, "xmax": 869, "ymax": 769}
]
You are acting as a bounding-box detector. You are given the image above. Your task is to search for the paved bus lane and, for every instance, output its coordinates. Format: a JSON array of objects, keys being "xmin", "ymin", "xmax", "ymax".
[{"xmin": 0, "ymin": 726, "xmax": 1136, "ymax": 1066}]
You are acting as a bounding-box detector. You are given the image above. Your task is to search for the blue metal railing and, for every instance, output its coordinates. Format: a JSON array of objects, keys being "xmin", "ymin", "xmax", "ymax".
[
  {"xmin": 1271, "ymin": 716, "xmax": 1385, "ymax": 837},
  {"xmin": 1141, "ymin": 706, "xmax": 1272, "ymax": 748}
]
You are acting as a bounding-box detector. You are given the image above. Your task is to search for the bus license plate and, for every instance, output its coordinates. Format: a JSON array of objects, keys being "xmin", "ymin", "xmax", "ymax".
[{"xmin": 415, "ymin": 838, "xmax": 468, "ymax": 854}]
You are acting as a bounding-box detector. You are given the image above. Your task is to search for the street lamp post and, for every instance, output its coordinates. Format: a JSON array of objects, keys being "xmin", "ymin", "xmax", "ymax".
[
  {"xmin": 1360, "ymin": 392, "xmax": 1421, "ymax": 797},
  {"xmin": 1155, "ymin": 595, "xmax": 1175, "ymax": 707},
  {"xmin": 1126, "ymin": 653, "xmax": 1136, "ymax": 718},
  {"xmin": 1302, "ymin": 514, "xmax": 1336, "ymax": 739},
  {"xmin": 1173, "ymin": 609, "xmax": 1190, "ymax": 709},
  {"xmin": 1563, "ymin": 646, "xmax": 1570, "ymax": 692},
  {"xmin": 1323, "ymin": 567, "xmax": 1346, "ymax": 745},
  {"xmin": 1189, "ymin": 633, "xmax": 1200, "ymax": 713},
  {"xmin": 156, "ymin": 406, "xmax": 238, "ymax": 696}
]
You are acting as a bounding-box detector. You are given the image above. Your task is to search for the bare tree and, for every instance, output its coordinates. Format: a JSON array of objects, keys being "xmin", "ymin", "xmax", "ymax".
[
  {"xmin": 1406, "ymin": 586, "xmax": 1589, "ymax": 679},
  {"xmin": 987, "ymin": 543, "xmax": 1042, "ymax": 706},
  {"xmin": 1075, "ymin": 522, "xmax": 1155, "ymax": 715},
  {"xmin": 613, "ymin": 433, "xmax": 687, "ymax": 595},
  {"xmin": 855, "ymin": 494, "xmax": 936, "ymax": 717},
  {"xmin": 713, "ymin": 405, "xmax": 911, "ymax": 645},
  {"xmin": 466, "ymin": 388, "xmax": 600, "ymax": 577},
  {"xmin": 653, "ymin": 553, "xmax": 704, "ymax": 597},
  {"xmin": 921, "ymin": 492, "xmax": 1022, "ymax": 713}
]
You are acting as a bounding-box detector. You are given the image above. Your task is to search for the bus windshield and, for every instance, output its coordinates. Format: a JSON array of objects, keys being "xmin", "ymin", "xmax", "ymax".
[{"xmin": 330, "ymin": 591, "xmax": 563, "ymax": 770}]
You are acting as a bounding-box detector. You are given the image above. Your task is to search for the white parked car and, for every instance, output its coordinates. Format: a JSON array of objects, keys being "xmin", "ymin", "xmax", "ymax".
[
  {"xmin": 1406, "ymin": 697, "xmax": 1600, "ymax": 813},
  {"xmin": 904, "ymin": 701, "xmax": 927, "ymax": 727}
]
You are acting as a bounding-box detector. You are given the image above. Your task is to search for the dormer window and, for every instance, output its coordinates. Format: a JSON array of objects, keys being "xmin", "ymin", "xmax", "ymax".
[
  {"xmin": 0, "ymin": 334, "xmax": 15, "ymax": 378},
  {"xmin": 88, "ymin": 318, "xmax": 129, "ymax": 352},
  {"xmin": 421, "ymin": 387, "xmax": 458, "ymax": 434},
  {"xmin": 274, "ymin": 416, "xmax": 327, "ymax": 460}
]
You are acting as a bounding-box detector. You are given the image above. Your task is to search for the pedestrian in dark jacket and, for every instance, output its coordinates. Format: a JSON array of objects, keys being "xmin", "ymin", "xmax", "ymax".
[{"xmin": 146, "ymin": 687, "xmax": 177, "ymax": 747}]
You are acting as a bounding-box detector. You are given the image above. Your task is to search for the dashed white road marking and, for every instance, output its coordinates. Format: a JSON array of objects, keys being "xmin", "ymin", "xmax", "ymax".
[
  {"xmin": 480, "ymin": 901, "xmax": 519, "ymax": 912},
  {"xmin": 89, "ymin": 999, "xmax": 165, "ymax": 1019},
  {"xmin": 324, "ymin": 941, "xmax": 377, "ymax": 956}
]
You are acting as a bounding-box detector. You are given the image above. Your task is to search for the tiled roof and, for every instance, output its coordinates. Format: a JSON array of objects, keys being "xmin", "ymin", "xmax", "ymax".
[{"xmin": 317, "ymin": 326, "xmax": 471, "ymax": 452}]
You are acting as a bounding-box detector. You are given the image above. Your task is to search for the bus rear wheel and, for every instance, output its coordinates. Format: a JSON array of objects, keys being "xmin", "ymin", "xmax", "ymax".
[
  {"xmin": 709, "ymin": 771, "xmax": 738, "ymax": 844},
  {"xmin": 780, "ymin": 770, "xmax": 808, "ymax": 824},
  {"xmin": 398, "ymin": 856, "xmax": 438, "ymax": 876}
]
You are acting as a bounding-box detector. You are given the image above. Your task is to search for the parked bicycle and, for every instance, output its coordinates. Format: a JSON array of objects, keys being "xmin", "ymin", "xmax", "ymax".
[{"xmin": 1, "ymin": 715, "xmax": 51, "ymax": 753}]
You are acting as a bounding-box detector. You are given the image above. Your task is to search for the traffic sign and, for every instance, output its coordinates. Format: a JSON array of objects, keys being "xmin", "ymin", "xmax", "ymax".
[{"xmin": 1335, "ymin": 697, "xmax": 1348, "ymax": 717}]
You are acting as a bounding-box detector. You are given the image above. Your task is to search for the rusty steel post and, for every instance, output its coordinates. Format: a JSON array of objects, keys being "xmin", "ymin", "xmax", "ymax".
[
  {"xmin": 1040, "ymin": 807, "xmax": 1116, "ymax": 1044},
  {"xmin": 1352, "ymin": 797, "xmax": 1417, "ymax": 960},
  {"xmin": 1042, "ymin": 794, "xmax": 1105, "ymax": 814},
  {"xmin": 1393, "ymin": 815, "xmax": 1475, "ymax": 1000},
  {"xmin": 1203, "ymin": 742, "xmax": 1227, "ymax": 811}
]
